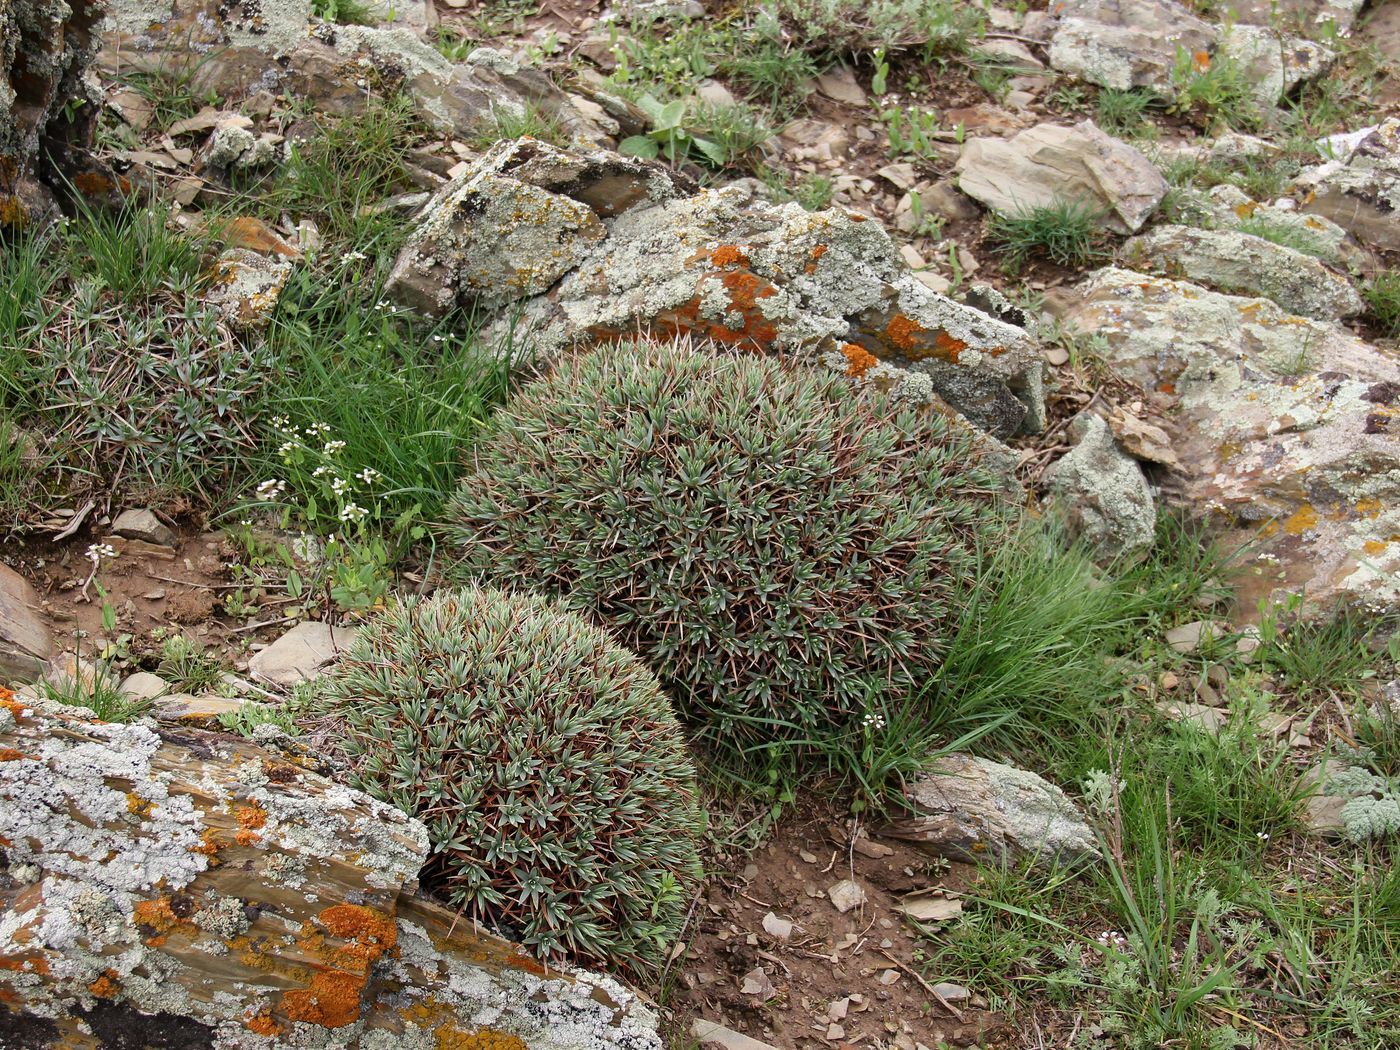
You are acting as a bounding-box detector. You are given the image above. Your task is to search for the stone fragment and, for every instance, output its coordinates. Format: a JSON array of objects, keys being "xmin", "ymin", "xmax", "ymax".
[
  {"xmin": 955, "ymin": 120, "xmax": 1167, "ymax": 234},
  {"xmin": 886, "ymin": 754, "xmax": 1097, "ymax": 868},
  {"xmin": 1227, "ymin": 0, "xmax": 1366, "ymax": 35},
  {"xmin": 249, "ymin": 621, "xmax": 357, "ymax": 687},
  {"xmin": 117, "ymin": 671, "xmax": 170, "ymax": 703},
  {"xmin": 692, "ymin": 1020, "xmax": 781, "ymax": 1050},
  {"xmin": 202, "ymin": 248, "xmax": 293, "ymax": 332},
  {"xmin": 1120, "ymin": 224, "xmax": 1363, "ymax": 321},
  {"xmin": 1157, "ymin": 699, "xmax": 1227, "ymax": 734},
  {"xmin": 0, "ymin": 563, "xmax": 52, "ymax": 683},
  {"xmin": 827, "ymin": 879, "xmax": 867, "ymax": 913},
  {"xmin": 1048, "ymin": 0, "xmax": 1218, "ymax": 93},
  {"xmin": 154, "ymin": 692, "xmax": 248, "ymax": 723},
  {"xmin": 0, "ymin": 700, "xmax": 660, "ymax": 1046},
  {"xmin": 814, "ymin": 66, "xmax": 867, "ymax": 105},
  {"xmin": 1165, "ymin": 620, "xmax": 1222, "ymax": 653},
  {"xmin": 1060, "ymin": 267, "xmax": 1400, "ymax": 615},
  {"xmin": 1048, "ymin": 413, "xmax": 1156, "ymax": 558},
  {"xmin": 1291, "ymin": 118, "xmax": 1400, "ymax": 251},
  {"xmin": 110, "ymin": 508, "xmax": 177, "ymax": 547}
]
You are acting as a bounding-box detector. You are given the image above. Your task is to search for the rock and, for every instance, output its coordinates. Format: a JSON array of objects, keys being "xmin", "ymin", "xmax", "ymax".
[
  {"xmin": 1048, "ymin": 413, "xmax": 1157, "ymax": 558},
  {"xmin": 955, "ymin": 120, "xmax": 1167, "ymax": 234},
  {"xmin": 0, "ymin": 564, "xmax": 52, "ymax": 683},
  {"xmin": 932, "ymin": 982, "xmax": 971, "ymax": 1002},
  {"xmin": 1157, "ymin": 699, "xmax": 1227, "ymax": 733},
  {"xmin": 249, "ymin": 621, "xmax": 357, "ymax": 687},
  {"xmin": 975, "ymin": 38, "xmax": 1044, "ymax": 71},
  {"xmin": 1048, "ymin": 0, "xmax": 1217, "ymax": 94},
  {"xmin": 814, "ymin": 66, "xmax": 866, "ymax": 106},
  {"xmin": 1219, "ymin": 24, "xmax": 1333, "ymax": 112},
  {"xmin": 1291, "ymin": 118, "xmax": 1400, "ymax": 252},
  {"xmin": 692, "ymin": 1020, "xmax": 781, "ymax": 1050},
  {"xmin": 827, "ymin": 879, "xmax": 867, "ymax": 913},
  {"xmin": 1, "ymin": 0, "xmax": 106, "ymax": 228},
  {"xmin": 0, "ymin": 699, "xmax": 660, "ymax": 1046},
  {"xmin": 919, "ymin": 179, "xmax": 982, "ymax": 223},
  {"xmin": 110, "ymin": 508, "xmax": 176, "ymax": 547},
  {"xmin": 1203, "ymin": 184, "xmax": 1367, "ymax": 271},
  {"xmin": 1060, "ymin": 268, "xmax": 1400, "ymax": 615},
  {"xmin": 202, "ymin": 248, "xmax": 293, "ymax": 332},
  {"xmin": 117, "ymin": 671, "xmax": 169, "ymax": 702},
  {"xmin": 384, "ymin": 139, "xmax": 628, "ymax": 314},
  {"xmin": 154, "ymin": 692, "xmax": 249, "ymax": 723},
  {"xmin": 392, "ymin": 139, "xmax": 1046, "ymax": 440},
  {"xmin": 1120, "ymin": 225, "xmax": 1363, "ymax": 321},
  {"xmin": 885, "ymin": 754, "xmax": 1097, "ymax": 868},
  {"xmin": 205, "ymin": 121, "xmax": 274, "ymax": 170},
  {"xmin": 1228, "ymin": 0, "xmax": 1365, "ymax": 35},
  {"xmin": 100, "ymin": 5, "xmax": 610, "ymax": 147},
  {"xmin": 1165, "ymin": 619, "xmax": 1222, "ymax": 653}
]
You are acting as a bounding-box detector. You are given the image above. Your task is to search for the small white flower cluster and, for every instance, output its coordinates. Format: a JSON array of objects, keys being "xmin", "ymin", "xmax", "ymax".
[
  {"xmin": 340, "ymin": 250, "xmax": 367, "ymax": 264},
  {"xmin": 85, "ymin": 543, "xmax": 118, "ymax": 565},
  {"xmin": 860, "ymin": 710, "xmax": 887, "ymax": 731},
  {"xmin": 255, "ymin": 479, "xmax": 287, "ymax": 501},
  {"xmin": 1096, "ymin": 929, "xmax": 1130, "ymax": 953}
]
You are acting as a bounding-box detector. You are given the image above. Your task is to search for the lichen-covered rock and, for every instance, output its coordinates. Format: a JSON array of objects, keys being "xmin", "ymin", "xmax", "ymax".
[
  {"xmin": 1061, "ymin": 267, "xmax": 1400, "ymax": 615},
  {"xmin": 100, "ymin": 3, "xmax": 611, "ymax": 145},
  {"xmin": 1, "ymin": 0, "xmax": 106, "ymax": 227},
  {"xmin": 884, "ymin": 754, "xmax": 1098, "ymax": 869},
  {"xmin": 1291, "ymin": 118, "xmax": 1400, "ymax": 252},
  {"xmin": 1227, "ymin": 0, "xmax": 1365, "ymax": 35},
  {"xmin": 201, "ymin": 248, "xmax": 293, "ymax": 333},
  {"xmin": 0, "ymin": 695, "xmax": 661, "ymax": 1048},
  {"xmin": 1218, "ymin": 24, "xmax": 1333, "ymax": 111},
  {"xmin": 1120, "ymin": 224, "xmax": 1363, "ymax": 320},
  {"xmin": 1048, "ymin": 0, "xmax": 1217, "ymax": 94},
  {"xmin": 391, "ymin": 139, "xmax": 1044, "ymax": 439},
  {"xmin": 1047, "ymin": 413, "xmax": 1157, "ymax": 558},
  {"xmin": 955, "ymin": 120, "xmax": 1167, "ymax": 235},
  {"xmin": 1201, "ymin": 183, "xmax": 1368, "ymax": 271}
]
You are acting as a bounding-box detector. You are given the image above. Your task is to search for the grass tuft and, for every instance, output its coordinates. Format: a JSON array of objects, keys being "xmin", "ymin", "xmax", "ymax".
[{"xmin": 986, "ymin": 199, "xmax": 1112, "ymax": 273}]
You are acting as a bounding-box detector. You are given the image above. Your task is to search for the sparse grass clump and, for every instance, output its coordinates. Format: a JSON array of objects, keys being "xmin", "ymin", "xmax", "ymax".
[
  {"xmin": 772, "ymin": 0, "xmax": 984, "ymax": 57},
  {"xmin": 448, "ymin": 340, "xmax": 1009, "ymax": 770},
  {"xmin": 268, "ymin": 95, "xmax": 425, "ymax": 245},
  {"xmin": 1169, "ymin": 45, "xmax": 1263, "ymax": 132},
  {"xmin": 156, "ymin": 633, "xmax": 224, "ymax": 693},
  {"xmin": 1235, "ymin": 214, "xmax": 1330, "ymax": 257},
  {"xmin": 1094, "ymin": 88, "xmax": 1158, "ymax": 136},
  {"xmin": 322, "ymin": 586, "xmax": 705, "ymax": 969},
  {"xmin": 40, "ymin": 667, "xmax": 149, "ymax": 723},
  {"xmin": 1363, "ymin": 271, "xmax": 1400, "ymax": 338},
  {"xmin": 986, "ymin": 200, "xmax": 1111, "ymax": 273},
  {"xmin": 310, "ymin": 0, "xmax": 375, "ymax": 26},
  {"xmin": 470, "ymin": 102, "xmax": 569, "ymax": 150}
]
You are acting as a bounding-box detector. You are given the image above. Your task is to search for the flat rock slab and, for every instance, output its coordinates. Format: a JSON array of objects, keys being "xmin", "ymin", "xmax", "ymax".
[
  {"xmin": 955, "ymin": 120, "xmax": 1167, "ymax": 234},
  {"xmin": 110, "ymin": 508, "xmax": 177, "ymax": 547},
  {"xmin": 885, "ymin": 753, "xmax": 1097, "ymax": 868},
  {"xmin": 0, "ymin": 563, "xmax": 53, "ymax": 683},
  {"xmin": 1292, "ymin": 118, "xmax": 1400, "ymax": 252},
  {"xmin": 250, "ymin": 621, "xmax": 357, "ymax": 687}
]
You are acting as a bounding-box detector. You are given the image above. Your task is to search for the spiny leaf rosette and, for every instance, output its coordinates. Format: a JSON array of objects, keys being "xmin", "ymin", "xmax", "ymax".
[
  {"xmin": 448, "ymin": 340, "xmax": 1009, "ymax": 761},
  {"xmin": 323, "ymin": 585, "xmax": 705, "ymax": 969}
]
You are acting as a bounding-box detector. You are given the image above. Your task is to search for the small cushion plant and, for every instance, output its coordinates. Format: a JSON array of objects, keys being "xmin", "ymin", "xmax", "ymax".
[
  {"xmin": 322, "ymin": 585, "xmax": 705, "ymax": 969},
  {"xmin": 448, "ymin": 340, "xmax": 1008, "ymax": 762}
]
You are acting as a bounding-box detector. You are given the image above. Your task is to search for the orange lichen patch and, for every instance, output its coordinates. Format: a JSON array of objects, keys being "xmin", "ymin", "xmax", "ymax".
[
  {"xmin": 132, "ymin": 897, "xmax": 197, "ymax": 947},
  {"xmin": 219, "ymin": 215, "xmax": 300, "ymax": 258},
  {"xmin": 281, "ymin": 969, "xmax": 367, "ymax": 1029},
  {"xmin": 192, "ymin": 828, "xmax": 225, "ymax": 858},
  {"xmin": 73, "ymin": 171, "xmax": 117, "ymax": 197},
  {"xmin": 316, "ymin": 904, "xmax": 398, "ymax": 969},
  {"xmin": 503, "ymin": 951, "xmax": 549, "ymax": 978},
  {"xmin": 804, "ymin": 243, "xmax": 829, "ymax": 274},
  {"xmin": 709, "ymin": 244, "xmax": 750, "ymax": 267},
  {"xmin": 126, "ymin": 792, "xmax": 154, "ymax": 818},
  {"xmin": 245, "ymin": 1010, "xmax": 281, "ymax": 1037},
  {"xmin": 1282, "ymin": 503, "xmax": 1319, "ymax": 536},
  {"xmin": 0, "ymin": 195, "xmax": 28, "ymax": 228},
  {"xmin": 883, "ymin": 313, "xmax": 927, "ymax": 352},
  {"xmin": 1363, "ymin": 539, "xmax": 1390, "ymax": 556},
  {"xmin": 88, "ymin": 970, "xmax": 120, "ymax": 999},
  {"xmin": 1192, "ymin": 50, "xmax": 1211, "ymax": 71},
  {"xmin": 0, "ymin": 748, "xmax": 30, "ymax": 761},
  {"xmin": 235, "ymin": 803, "xmax": 267, "ymax": 845},
  {"xmin": 840, "ymin": 343, "xmax": 879, "ymax": 378},
  {"xmin": 1233, "ymin": 202, "xmax": 1259, "ymax": 219},
  {"xmin": 1356, "ymin": 496, "xmax": 1383, "ymax": 518},
  {"xmin": 436, "ymin": 1029, "xmax": 530, "ymax": 1050},
  {"xmin": 1157, "ymin": 381, "xmax": 1176, "ymax": 395},
  {"xmin": 0, "ymin": 954, "xmax": 49, "ymax": 975}
]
